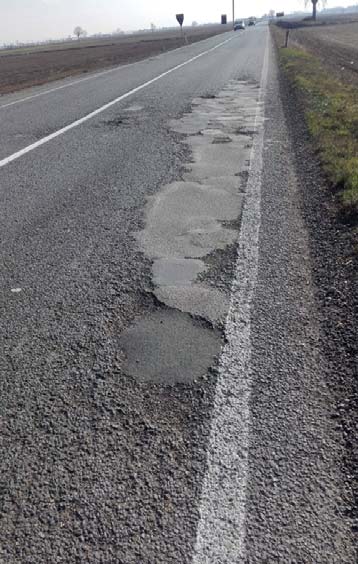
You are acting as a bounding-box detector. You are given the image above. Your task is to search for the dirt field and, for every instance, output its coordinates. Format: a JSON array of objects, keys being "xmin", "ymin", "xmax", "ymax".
[
  {"xmin": 275, "ymin": 16, "xmax": 358, "ymax": 86},
  {"xmin": 0, "ymin": 25, "xmax": 230, "ymax": 96}
]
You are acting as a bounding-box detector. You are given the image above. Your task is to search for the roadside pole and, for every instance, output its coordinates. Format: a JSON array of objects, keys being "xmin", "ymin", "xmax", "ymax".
[
  {"xmin": 285, "ymin": 30, "xmax": 290, "ymax": 47},
  {"xmin": 232, "ymin": 0, "xmax": 235, "ymax": 28}
]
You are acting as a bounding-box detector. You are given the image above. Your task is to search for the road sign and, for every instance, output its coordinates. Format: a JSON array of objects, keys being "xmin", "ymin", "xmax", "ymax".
[
  {"xmin": 176, "ymin": 14, "xmax": 184, "ymax": 27},
  {"xmin": 221, "ymin": 15, "xmax": 227, "ymax": 25}
]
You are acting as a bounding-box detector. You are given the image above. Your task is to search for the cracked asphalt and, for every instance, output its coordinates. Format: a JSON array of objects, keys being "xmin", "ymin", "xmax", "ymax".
[{"xmin": 0, "ymin": 23, "xmax": 355, "ymax": 563}]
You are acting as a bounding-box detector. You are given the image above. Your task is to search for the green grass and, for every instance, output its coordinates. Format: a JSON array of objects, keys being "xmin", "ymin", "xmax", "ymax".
[{"xmin": 278, "ymin": 46, "xmax": 358, "ymax": 216}]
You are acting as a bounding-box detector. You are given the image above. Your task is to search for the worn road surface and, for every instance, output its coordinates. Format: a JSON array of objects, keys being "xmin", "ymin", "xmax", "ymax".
[{"xmin": 0, "ymin": 24, "xmax": 354, "ymax": 563}]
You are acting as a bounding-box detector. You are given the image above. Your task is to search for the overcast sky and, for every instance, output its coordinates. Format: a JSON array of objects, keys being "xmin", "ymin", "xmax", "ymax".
[{"xmin": 0, "ymin": 0, "xmax": 353, "ymax": 44}]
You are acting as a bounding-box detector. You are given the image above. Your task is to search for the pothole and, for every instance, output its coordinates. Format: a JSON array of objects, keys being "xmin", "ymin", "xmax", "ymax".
[
  {"xmin": 103, "ymin": 116, "xmax": 129, "ymax": 127},
  {"xmin": 212, "ymin": 135, "xmax": 233, "ymax": 144},
  {"xmin": 101, "ymin": 114, "xmax": 144, "ymax": 128},
  {"xmin": 234, "ymin": 127, "xmax": 257, "ymax": 136},
  {"xmin": 197, "ymin": 243, "xmax": 239, "ymax": 295},
  {"xmin": 135, "ymin": 79, "xmax": 261, "ymax": 326}
]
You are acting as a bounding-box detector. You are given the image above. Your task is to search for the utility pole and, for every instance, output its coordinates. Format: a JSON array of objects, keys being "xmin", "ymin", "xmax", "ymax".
[{"xmin": 232, "ymin": 0, "xmax": 235, "ymax": 27}]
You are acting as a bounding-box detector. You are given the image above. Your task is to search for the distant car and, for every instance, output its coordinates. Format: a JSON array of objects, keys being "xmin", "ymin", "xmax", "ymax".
[
  {"xmin": 248, "ymin": 20, "xmax": 255, "ymax": 26},
  {"xmin": 234, "ymin": 21, "xmax": 245, "ymax": 30}
]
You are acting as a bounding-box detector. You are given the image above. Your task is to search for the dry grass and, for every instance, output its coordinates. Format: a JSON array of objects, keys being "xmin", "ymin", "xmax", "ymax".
[
  {"xmin": 274, "ymin": 18, "xmax": 358, "ymax": 86},
  {"xmin": 272, "ymin": 25, "xmax": 358, "ymax": 217}
]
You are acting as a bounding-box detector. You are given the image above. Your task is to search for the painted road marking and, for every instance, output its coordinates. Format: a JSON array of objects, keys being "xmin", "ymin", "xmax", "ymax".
[
  {"xmin": 0, "ymin": 36, "xmax": 235, "ymax": 169},
  {"xmin": 0, "ymin": 65, "xmax": 134, "ymax": 110},
  {"xmin": 192, "ymin": 29, "xmax": 269, "ymax": 563},
  {"xmin": 0, "ymin": 33, "xmax": 234, "ymax": 110}
]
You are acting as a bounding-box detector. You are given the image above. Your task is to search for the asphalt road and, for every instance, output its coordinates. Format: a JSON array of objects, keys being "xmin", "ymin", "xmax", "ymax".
[{"xmin": 0, "ymin": 24, "xmax": 354, "ymax": 563}]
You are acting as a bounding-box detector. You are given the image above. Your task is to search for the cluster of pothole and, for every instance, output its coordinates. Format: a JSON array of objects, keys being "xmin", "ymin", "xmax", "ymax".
[{"xmin": 120, "ymin": 81, "xmax": 261, "ymax": 383}]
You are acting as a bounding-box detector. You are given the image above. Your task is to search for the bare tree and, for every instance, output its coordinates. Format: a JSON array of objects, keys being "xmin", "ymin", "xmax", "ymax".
[
  {"xmin": 192, "ymin": 21, "xmax": 198, "ymax": 26},
  {"xmin": 73, "ymin": 26, "xmax": 86, "ymax": 40},
  {"xmin": 305, "ymin": 0, "xmax": 327, "ymax": 20}
]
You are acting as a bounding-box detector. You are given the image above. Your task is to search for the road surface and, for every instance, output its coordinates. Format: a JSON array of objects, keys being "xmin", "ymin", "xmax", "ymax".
[{"xmin": 0, "ymin": 24, "xmax": 354, "ymax": 563}]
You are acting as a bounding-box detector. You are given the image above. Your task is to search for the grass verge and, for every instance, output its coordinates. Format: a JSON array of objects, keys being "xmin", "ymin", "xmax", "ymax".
[{"xmin": 272, "ymin": 30, "xmax": 358, "ymax": 219}]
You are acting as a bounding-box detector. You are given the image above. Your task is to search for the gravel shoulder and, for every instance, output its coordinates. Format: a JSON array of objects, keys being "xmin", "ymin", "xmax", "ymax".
[{"xmin": 270, "ymin": 26, "xmax": 358, "ymax": 551}]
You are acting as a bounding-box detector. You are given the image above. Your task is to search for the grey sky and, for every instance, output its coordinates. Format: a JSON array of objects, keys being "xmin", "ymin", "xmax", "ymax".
[{"xmin": 0, "ymin": 0, "xmax": 351, "ymax": 44}]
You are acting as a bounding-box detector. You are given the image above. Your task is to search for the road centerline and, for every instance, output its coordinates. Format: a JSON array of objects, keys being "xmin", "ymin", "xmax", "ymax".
[{"xmin": 0, "ymin": 36, "xmax": 235, "ymax": 170}]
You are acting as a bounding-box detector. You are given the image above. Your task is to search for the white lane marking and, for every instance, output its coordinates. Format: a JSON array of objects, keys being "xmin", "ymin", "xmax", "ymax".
[
  {"xmin": 0, "ymin": 33, "xmax": 233, "ymax": 110},
  {"xmin": 0, "ymin": 36, "xmax": 235, "ymax": 170},
  {"xmin": 0, "ymin": 65, "xmax": 132, "ymax": 110},
  {"xmin": 192, "ymin": 30, "xmax": 270, "ymax": 564}
]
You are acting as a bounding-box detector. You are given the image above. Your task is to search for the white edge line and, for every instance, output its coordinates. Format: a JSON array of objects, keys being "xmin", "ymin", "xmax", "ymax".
[
  {"xmin": 192, "ymin": 29, "xmax": 270, "ymax": 564},
  {"xmin": 0, "ymin": 36, "xmax": 235, "ymax": 170},
  {"xmin": 0, "ymin": 32, "xmax": 234, "ymax": 110}
]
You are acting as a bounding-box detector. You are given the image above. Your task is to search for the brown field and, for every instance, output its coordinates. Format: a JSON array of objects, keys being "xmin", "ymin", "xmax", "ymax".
[
  {"xmin": 275, "ymin": 15, "xmax": 358, "ymax": 86},
  {"xmin": 0, "ymin": 25, "xmax": 231, "ymax": 96}
]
